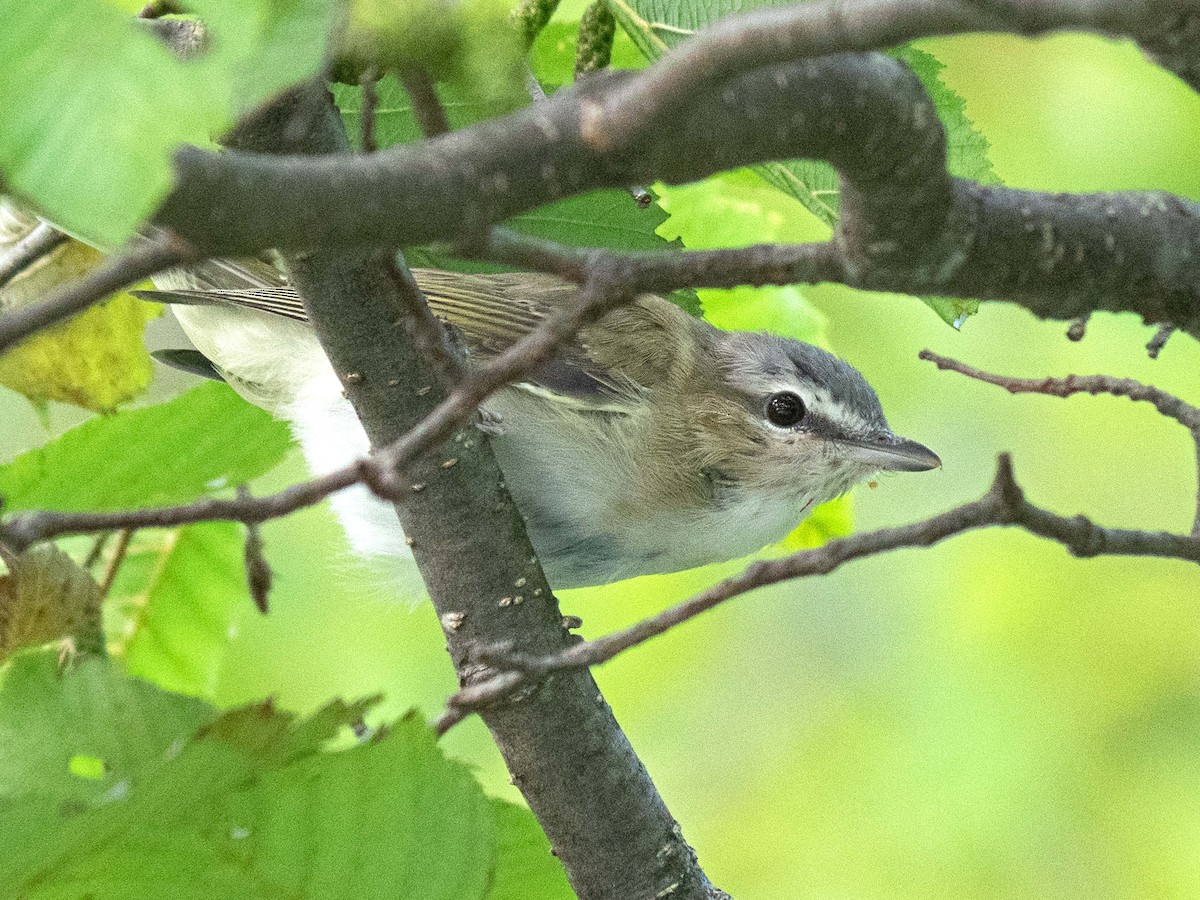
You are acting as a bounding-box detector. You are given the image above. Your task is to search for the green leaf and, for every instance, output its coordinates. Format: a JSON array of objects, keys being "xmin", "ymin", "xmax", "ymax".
[
  {"xmin": 110, "ymin": 523, "xmax": 249, "ymax": 698},
  {"xmin": 1, "ymin": 651, "xmax": 497, "ymax": 900},
  {"xmin": 333, "ymin": 74, "xmax": 693, "ymax": 308},
  {"xmin": 487, "ymin": 800, "xmax": 573, "ymax": 900},
  {"xmin": 607, "ymin": 1, "xmax": 997, "ymax": 325},
  {"xmin": 0, "ymin": 381, "xmax": 293, "ymax": 512},
  {"xmin": 342, "ymin": 0, "xmax": 525, "ymax": 115},
  {"xmin": 0, "ymin": 0, "xmax": 335, "ymax": 245},
  {"xmin": 0, "ymin": 650, "xmax": 212, "ymax": 805}
]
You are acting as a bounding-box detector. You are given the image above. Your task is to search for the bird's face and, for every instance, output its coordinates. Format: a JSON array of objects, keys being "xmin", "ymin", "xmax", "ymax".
[{"xmin": 690, "ymin": 331, "xmax": 940, "ymax": 504}]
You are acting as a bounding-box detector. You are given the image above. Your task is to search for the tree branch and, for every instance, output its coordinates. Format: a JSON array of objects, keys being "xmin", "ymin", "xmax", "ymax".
[
  {"xmin": 579, "ymin": 0, "xmax": 1197, "ymax": 151},
  {"xmin": 218, "ymin": 82, "xmax": 727, "ymax": 900},
  {"xmin": 152, "ymin": 50, "xmax": 1200, "ymax": 337},
  {"xmin": 0, "ymin": 234, "xmax": 192, "ymax": 354},
  {"xmin": 920, "ymin": 349, "xmax": 1200, "ymax": 534},
  {"xmin": 445, "ymin": 452, "xmax": 1200, "ymax": 724}
]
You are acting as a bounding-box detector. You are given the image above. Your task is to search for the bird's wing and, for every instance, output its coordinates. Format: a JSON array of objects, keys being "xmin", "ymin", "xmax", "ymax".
[{"xmin": 136, "ymin": 261, "xmax": 647, "ymax": 405}]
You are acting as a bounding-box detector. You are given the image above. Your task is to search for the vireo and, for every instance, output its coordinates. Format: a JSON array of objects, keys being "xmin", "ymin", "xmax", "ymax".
[{"xmin": 139, "ymin": 259, "xmax": 940, "ymax": 589}]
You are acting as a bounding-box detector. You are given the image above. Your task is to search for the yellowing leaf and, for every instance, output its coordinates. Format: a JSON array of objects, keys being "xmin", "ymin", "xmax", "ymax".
[
  {"xmin": 0, "ymin": 545, "xmax": 104, "ymax": 662},
  {"xmin": 0, "ymin": 234, "xmax": 160, "ymax": 414}
]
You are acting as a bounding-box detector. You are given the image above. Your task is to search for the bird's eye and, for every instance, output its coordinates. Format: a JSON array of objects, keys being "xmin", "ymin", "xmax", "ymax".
[{"xmin": 765, "ymin": 392, "xmax": 806, "ymax": 427}]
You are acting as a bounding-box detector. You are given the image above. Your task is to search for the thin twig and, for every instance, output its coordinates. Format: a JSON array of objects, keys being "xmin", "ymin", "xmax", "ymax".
[
  {"xmin": 0, "ymin": 222, "xmax": 68, "ymax": 291},
  {"xmin": 919, "ymin": 350, "xmax": 1200, "ymax": 433},
  {"xmin": 97, "ymin": 528, "xmax": 133, "ymax": 599},
  {"xmin": 436, "ymin": 452, "xmax": 1200, "ymax": 729},
  {"xmin": 0, "ymin": 235, "xmax": 192, "ymax": 354},
  {"xmin": 921, "ymin": 349, "xmax": 1200, "ymax": 535},
  {"xmin": 399, "ymin": 68, "xmax": 450, "ymax": 138},
  {"xmin": 1147, "ymin": 323, "xmax": 1175, "ymax": 359},
  {"xmin": 478, "ymin": 227, "xmax": 847, "ymax": 292},
  {"xmin": 0, "ymin": 276, "xmax": 632, "ymax": 548},
  {"xmin": 359, "ymin": 69, "xmax": 380, "ymax": 153},
  {"xmin": 82, "ymin": 532, "xmax": 113, "ymax": 571}
]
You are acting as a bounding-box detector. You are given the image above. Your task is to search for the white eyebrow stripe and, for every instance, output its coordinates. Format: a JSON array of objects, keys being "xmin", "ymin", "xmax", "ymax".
[{"xmin": 762, "ymin": 382, "xmax": 869, "ymax": 434}]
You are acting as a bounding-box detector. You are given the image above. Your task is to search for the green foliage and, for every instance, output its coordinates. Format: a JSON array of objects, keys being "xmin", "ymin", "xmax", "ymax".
[
  {"xmin": 0, "ymin": 650, "xmax": 571, "ymax": 899},
  {"xmin": 0, "ymin": 0, "xmax": 335, "ymax": 245},
  {"xmin": 0, "ymin": 382, "xmax": 292, "ymax": 512},
  {"xmin": 110, "ymin": 523, "xmax": 250, "ymax": 698},
  {"xmin": 342, "ymin": 0, "xmax": 526, "ymax": 113},
  {"xmin": 332, "ymin": 72, "xmax": 698, "ymax": 311},
  {"xmin": 606, "ymin": 0, "xmax": 995, "ymax": 325}
]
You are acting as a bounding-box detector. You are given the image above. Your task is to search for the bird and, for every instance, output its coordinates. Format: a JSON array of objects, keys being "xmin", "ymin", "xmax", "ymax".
[{"xmin": 137, "ymin": 258, "xmax": 940, "ymax": 589}]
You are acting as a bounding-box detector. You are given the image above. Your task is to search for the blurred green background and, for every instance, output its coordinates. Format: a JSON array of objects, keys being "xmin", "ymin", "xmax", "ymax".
[{"xmin": 4, "ymin": 31, "xmax": 1200, "ymax": 900}]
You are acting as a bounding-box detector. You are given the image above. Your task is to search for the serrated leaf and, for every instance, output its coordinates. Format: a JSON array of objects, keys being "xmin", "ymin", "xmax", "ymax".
[
  {"xmin": 333, "ymin": 74, "xmax": 686, "ymax": 298},
  {"xmin": 0, "ymin": 0, "xmax": 335, "ymax": 245},
  {"xmin": 608, "ymin": 1, "xmax": 997, "ymax": 325},
  {"xmin": 110, "ymin": 522, "xmax": 248, "ymax": 698},
  {"xmin": 0, "ymin": 545, "xmax": 104, "ymax": 662},
  {"xmin": 0, "ymin": 652, "xmax": 492, "ymax": 900},
  {"xmin": 0, "ymin": 381, "xmax": 292, "ymax": 513},
  {"xmin": 0, "ymin": 219, "xmax": 160, "ymax": 412}
]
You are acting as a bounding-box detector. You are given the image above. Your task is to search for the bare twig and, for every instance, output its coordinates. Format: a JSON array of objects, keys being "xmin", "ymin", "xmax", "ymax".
[
  {"xmin": 97, "ymin": 528, "xmax": 133, "ymax": 600},
  {"xmin": 82, "ymin": 532, "xmax": 112, "ymax": 571},
  {"xmin": 438, "ymin": 452, "xmax": 1200, "ymax": 727},
  {"xmin": 478, "ymin": 227, "xmax": 847, "ymax": 292},
  {"xmin": 0, "ymin": 222, "xmax": 67, "ymax": 291},
  {"xmin": 239, "ymin": 486, "xmax": 272, "ymax": 614},
  {"xmin": 1148, "ymin": 323, "xmax": 1176, "ymax": 358},
  {"xmin": 0, "ymin": 235, "xmax": 192, "ymax": 354},
  {"xmin": 359, "ymin": 69, "xmax": 380, "ymax": 153},
  {"xmin": 399, "ymin": 68, "xmax": 450, "ymax": 138},
  {"xmin": 921, "ymin": 349, "xmax": 1200, "ymax": 534}
]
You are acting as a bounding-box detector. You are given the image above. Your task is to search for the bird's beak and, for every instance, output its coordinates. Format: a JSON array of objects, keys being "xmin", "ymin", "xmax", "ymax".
[{"xmin": 841, "ymin": 434, "xmax": 942, "ymax": 473}]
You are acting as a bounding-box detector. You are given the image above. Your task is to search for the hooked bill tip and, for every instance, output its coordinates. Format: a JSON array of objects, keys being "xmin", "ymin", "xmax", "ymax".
[{"xmin": 843, "ymin": 434, "xmax": 942, "ymax": 473}]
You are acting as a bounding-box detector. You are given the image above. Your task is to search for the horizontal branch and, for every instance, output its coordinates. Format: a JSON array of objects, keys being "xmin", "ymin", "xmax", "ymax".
[
  {"xmin": 151, "ymin": 48, "xmax": 1200, "ymax": 336},
  {"xmin": 444, "ymin": 451, "xmax": 1200, "ymax": 722},
  {"xmin": 580, "ymin": 0, "xmax": 1199, "ymax": 150}
]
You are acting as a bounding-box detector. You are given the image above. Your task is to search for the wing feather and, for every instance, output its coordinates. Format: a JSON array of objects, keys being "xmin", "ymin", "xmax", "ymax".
[{"xmin": 138, "ymin": 262, "xmax": 636, "ymax": 404}]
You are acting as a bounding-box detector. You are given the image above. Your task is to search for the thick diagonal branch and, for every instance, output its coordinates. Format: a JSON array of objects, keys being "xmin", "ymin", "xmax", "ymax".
[{"xmin": 218, "ymin": 82, "xmax": 725, "ymax": 900}]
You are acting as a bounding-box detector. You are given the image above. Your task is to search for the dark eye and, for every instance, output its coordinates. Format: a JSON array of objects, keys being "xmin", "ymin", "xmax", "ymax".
[{"xmin": 766, "ymin": 392, "xmax": 806, "ymax": 427}]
